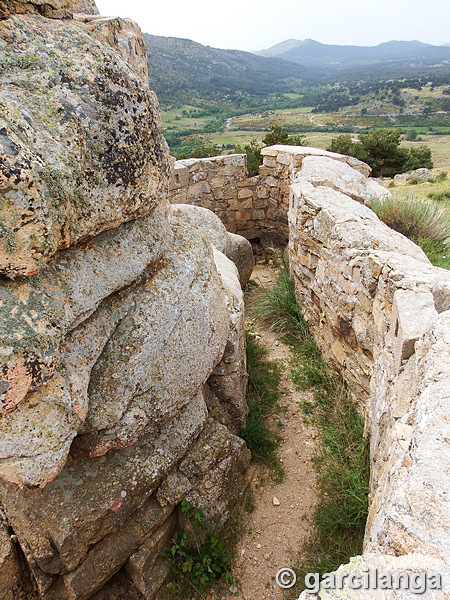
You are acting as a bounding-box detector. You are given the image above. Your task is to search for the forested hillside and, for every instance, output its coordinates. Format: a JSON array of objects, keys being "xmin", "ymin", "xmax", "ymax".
[{"xmin": 143, "ymin": 34, "xmax": 317, "ymax": 103}]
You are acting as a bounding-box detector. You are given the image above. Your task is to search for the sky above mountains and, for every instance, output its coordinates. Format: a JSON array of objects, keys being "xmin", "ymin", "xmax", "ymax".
[{"xmin": 95, "ymin": 0, "xmax": 450, "ymax": 52}]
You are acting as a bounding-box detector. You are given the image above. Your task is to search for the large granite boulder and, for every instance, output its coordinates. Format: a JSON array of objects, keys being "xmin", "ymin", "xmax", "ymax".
[
  {"xmin": 0, "ymin": 10, "xmax": 170, "ymax": 275},
  {"xmin": 172, "ymin": 204, "xmax": 255, "ymax": 286}
]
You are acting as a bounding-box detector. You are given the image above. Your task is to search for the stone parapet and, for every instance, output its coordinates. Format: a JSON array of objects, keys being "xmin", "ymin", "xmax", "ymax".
[{"xmin": 288, "ymin": 152, "xmax": 450, "ymax": 598}]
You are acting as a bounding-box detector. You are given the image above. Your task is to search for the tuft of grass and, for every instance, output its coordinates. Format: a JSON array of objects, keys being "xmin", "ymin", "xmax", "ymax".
[
  {"xmin": 372, "ymin": 193, "xmax": 450, "ymax": 268},
  {"xmin": 250, "ymin": 262, "xmax": 369, "ymax": 582},
  {"xmin": 249, "ymin": 260, "xmax": 309, "ymax": 346},
  {"xmin": 372, "ymin": 194, "xmax": 450, "ymax": 244},
  {"xmin": 240, "ymin": 332, "xmax": 284, "ymax": 482},
  {"xmin": 415, "ymin": 237, "xmax": 450, "ymax": 270}
]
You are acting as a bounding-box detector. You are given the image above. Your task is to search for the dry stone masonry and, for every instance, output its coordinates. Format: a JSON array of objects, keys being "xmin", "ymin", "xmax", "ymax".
[{"xmin": 0, "ymin": 4, "xmax": 250, "ymax": 599}]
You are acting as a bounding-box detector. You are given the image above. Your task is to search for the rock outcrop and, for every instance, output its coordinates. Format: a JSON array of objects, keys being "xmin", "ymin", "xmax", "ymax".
[{"xmin": 0, "ymin": 4, "xmax": 250, "ymax": 599}]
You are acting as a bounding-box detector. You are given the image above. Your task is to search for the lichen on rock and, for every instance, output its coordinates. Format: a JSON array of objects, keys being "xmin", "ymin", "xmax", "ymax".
[{"xmin": 0, "ymin": 11, "xmax": 170, "ymax": 276}]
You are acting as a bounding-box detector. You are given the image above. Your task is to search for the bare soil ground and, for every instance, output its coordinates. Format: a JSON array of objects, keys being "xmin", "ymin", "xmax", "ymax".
[{"xmin": 229, "ymin": 264, "xmax": 319, "ymax": 600}]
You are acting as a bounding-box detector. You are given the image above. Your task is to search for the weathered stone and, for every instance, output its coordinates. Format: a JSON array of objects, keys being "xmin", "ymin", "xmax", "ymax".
[
  {"xmin": 125, "ymin": 514, "xmax": 176, "ymax": 599},
  {"xmin": 0, "ymin": 523, "xmax": 28, "ymax": 600},
  {"xmin": 84, "ymin": 16, "xmax": 151, "ymax": 87},
  {"xmin": 76, "ymin": 219, "xmax": 228, "ymax": 458},
  {"xmin": 158, "ymin": 419, "xmax": 251, "ymax": 530},
  {"xmin": 0, "ymin": 209, "xmax": 172, "ymax": 486},
  {"xmin": 0, "ymin": 391, "xmax": 208, "ymax": 589},
  {"xmin": 0, "ymin": 0, "xmax": 98, "ymax": 19},
  {"xmin": 44, "ymin": 500, "xmax": 173, "ymax": 600},
  {"xmin": 290, "ymin": 180, "xmax": 429, "ymax": 262},
  {"xmin": 296, "ymin": 155, "xmax": 390, "ymax": 205},
  {"xmin": 389, "ymin": 289, "xmax": 438, "ymax": 373},
  {"xmin": 182, "ymin": 420, "xmax": 251, "ymax": 529},
  {"xmin": 172, "ymin": 204, "xmax": 229, "ymax": 253},
  {"xmin": 296, "ymin": 554, "xmax": 449, "ymax": 599},
  {"xmin": 208, "ymin": 250, "xmax": 248, "ymax": 431},
  {"xmin": 406, "ymin": 167, "xmax": 436, "ymax": 181},
  {"xmin": 225, "ymin": 232, "xmax": 255, "ymax": 287},
  {"xmin": 0, "ymin": 14, "xmax": 170, "ymax": 275}
]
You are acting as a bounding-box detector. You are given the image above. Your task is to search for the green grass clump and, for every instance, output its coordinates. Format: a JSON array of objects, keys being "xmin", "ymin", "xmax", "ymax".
[
  {"xmin": 249, "ymin": 261, "xmax": 309, "ymax": 346},
  {"xmin": 372, "ymin": 194, "xmax": 450, "ymax": 243},
  {"xmin": 428, "ymin": 190, "xmax": 450, "ymax": 202},
  {"xmin": 372, "ymin": 193, "xmax": 450, "ymax": 268},
  {"xmin": 240, "ymin": 333, "xmax": 284, "ymax": 481},
  {"xmin": 250, "ymin": 263, "xmax": 369, "ymax": 581}
]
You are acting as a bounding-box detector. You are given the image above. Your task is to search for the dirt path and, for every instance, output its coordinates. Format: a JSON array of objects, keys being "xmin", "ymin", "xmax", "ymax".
[{"xmin": 229, "ymin": 264, "xmax": 318, "ymax": 600}]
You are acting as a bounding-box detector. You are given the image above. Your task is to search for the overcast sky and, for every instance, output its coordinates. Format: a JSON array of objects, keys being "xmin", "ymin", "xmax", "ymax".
[{"xmin": 95, "ymin": 0, "xmax": 450, "ymax": 52}]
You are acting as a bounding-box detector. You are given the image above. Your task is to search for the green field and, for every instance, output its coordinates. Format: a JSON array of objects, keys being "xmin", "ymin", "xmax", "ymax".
[{"xmin": 159, "ymin": 81, "xmax": 450, "ymax": 167}]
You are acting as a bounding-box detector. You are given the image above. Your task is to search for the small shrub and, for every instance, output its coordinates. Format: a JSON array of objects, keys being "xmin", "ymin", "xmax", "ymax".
[
  {"xmin": 436, "ymin": 171, "xmax": 448, "ymax": 182},
  {"xmin": 372, "ymin": 194, "xmax": 450, "ymax": 244},
  {"xmin": 163, "ymin": 499, "xmax": 232, "ymax": 597},
  {"xmin": 408, "ymin": 177, "xmax": 419, "ymax": 185}
]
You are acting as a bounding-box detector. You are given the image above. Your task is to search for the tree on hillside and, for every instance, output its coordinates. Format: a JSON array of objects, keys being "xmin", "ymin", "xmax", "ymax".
[
  {"xmin": 359, "ymin": 129, "xmax": 406, "ymax": 177},
  {"xmin": 328, "ymin": 129, "xmax": 433, "ymax": 177},
  {"xmin": 262, "ymin": 125, "xmax": 305, "ymax": 147},
  {"xmin": 404, "ymin": 145, "xmax": 433, "ymax": 171},
  {"xmin": 329, "ymin": 134, "xmax": 365, "ymax": 160},
  {"xmin": 233, "ymin": 125, "xmax": 304, "ymax": 178},
  {"xmin": 233, "ymin": 141, "xmax": 262, "ymax": 177}
]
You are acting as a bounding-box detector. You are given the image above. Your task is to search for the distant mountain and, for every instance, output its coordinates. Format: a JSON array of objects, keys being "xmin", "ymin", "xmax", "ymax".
[
  {"xmin": 256, "ymin": 39, "xmax": 450, "ymax": 72},
  {"xmin": 143, "ymin": 34, "xmax": 318, "ymax": 103}
]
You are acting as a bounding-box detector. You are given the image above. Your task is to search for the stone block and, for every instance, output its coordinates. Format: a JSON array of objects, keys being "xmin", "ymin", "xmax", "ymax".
[
  {"xmin": 390, "ymin": 289, "xmax": 438, "ymax": 373},
  {"xmin": 125, "ymin": 514, "xmax": 177, "ymax": 599},
  {"xmin": 238, "ymin": 188, "xmax": 253, "ymax": 199},
  {"xmin": 169, "ymin": 164, "xmax": 189, "ymax": 190}
]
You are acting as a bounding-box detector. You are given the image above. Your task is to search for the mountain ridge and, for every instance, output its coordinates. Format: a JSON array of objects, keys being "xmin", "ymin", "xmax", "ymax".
[
  {"xmin": 143, "ymin": 33, "xmax": 318, "ymax": 103},
  {"xmin": 255, "ymin": 38, "xmax": 450, "ymax": 70}
]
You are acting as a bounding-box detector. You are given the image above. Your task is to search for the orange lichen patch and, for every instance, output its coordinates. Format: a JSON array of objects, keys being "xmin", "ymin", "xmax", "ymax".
[{"xmin": 0, "ymin": 357, "xmax": 33, "ymax": 414}]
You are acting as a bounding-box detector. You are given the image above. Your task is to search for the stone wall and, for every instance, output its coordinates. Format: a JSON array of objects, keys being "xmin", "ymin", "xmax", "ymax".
[
  {"xmin": 0, "ymin": 7, "xmax": 250, "ymax": 600},
  {"xmin": 173, "ymin": 146, "xmax": 450, "ymax": 597},
  {"xmin": 169, "ymin": 146, "xmax": 382, "ymax": 247},
  {"xmin": 289, "ymin": 153, "xmax": 450, "ymax": 598}
]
